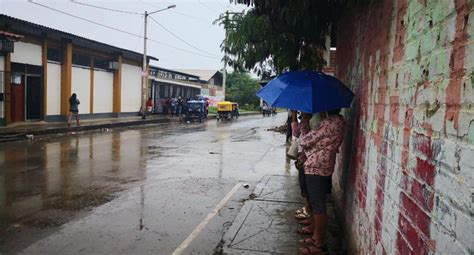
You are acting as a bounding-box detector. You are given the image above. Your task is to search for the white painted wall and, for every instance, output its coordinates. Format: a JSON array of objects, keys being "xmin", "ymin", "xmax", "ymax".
[
  {"xmin": 47, "ymin": 63, "xmax": 61, "ymax": 116},
  {"xmin": 11, "ymin": 42, "xmax": 42, "ymax": 66},
  {"xmin": 72, "ymin": 66, "xmax": 91, "ymax": 114},
  {"xmin": 93, "ymin": 69, "xmax": 113, "ymax": 113},
  {"xmin": 121, "ymin": 64, "xmax": 141, "ymax": 112},
  {"xmin": 0, "ymin": 56, "xmax": 4, "ymax": 119}
]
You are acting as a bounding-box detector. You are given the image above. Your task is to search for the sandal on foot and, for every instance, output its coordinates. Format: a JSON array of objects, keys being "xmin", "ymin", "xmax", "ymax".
[
  {"xmin": 299, "ymin": 238, "xmax": 316, "ymax": 245},
  {"xmin": 297, "ymin": 219, "xmax": 312, "ymax": 226},
  {"xmin": 295, "ymin": 207, "xmax": 307, "ymax": 215},
  {"xmin": 295, "ymin": 213, "xmax": 309, "ymax": 220},
  {"xmin": 299, "ymin": 243, "xmax": 327, "ymax": 254},
  {"xmin": 297, "ymin": 226, "xmax": 314, "ymax": 235}
]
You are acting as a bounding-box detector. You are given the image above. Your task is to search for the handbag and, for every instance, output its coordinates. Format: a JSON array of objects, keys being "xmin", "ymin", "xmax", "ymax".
[{"xmin": 287, "ymin": 138, "xmax": 299, "ymax": 160}]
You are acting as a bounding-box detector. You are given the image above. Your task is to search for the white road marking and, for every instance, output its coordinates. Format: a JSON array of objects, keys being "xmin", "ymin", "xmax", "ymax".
[{"xmin": 171, "ymin": 183, "xmax": 241, "ymax": 255}]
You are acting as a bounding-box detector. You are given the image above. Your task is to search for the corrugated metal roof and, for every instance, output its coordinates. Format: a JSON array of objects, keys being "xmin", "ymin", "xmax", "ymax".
[
  {"xmin": 174, "ymin": 69, "xmax": 221, "ymax": 81},
  {"xmin": 149, "ymin": 66, "xmax": 201, "ymax": 79},
  {"xmin": 0, "ymin": 31, "xmax": 24, "ymax": 40},
  {"xmin": 0, "ymin": 14, "xmax": 157, "ymax": 62}
]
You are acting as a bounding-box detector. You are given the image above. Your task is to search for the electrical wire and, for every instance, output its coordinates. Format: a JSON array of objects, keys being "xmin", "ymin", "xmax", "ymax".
[
  {"xmin": 139, "ymin": 0, "xmax": 211, "ymax": 24},
  {"xmin": 68, "ymin": 0, "xmax": 219, "ymax": 58},
  {"xmin": 148, "ymin": 16, "xmax": 220, "ymax": 58},
  {"xmin": 29, "ymin": 0, "xmax": 143, "ymax": 38},
  {"xmin": 148, "ymin": 38, "xmax": 220, "ymax": 59},
  {"xmin": 70, "ymin": 0, "xmax": 143, "ymax": 15},
  {"xmin": 174, "ymin": 11, "xmax": 212, "ymax": 24},
  {"xmin": 28, "ymin": 1, "xmax": 221, "ymax": 59},
  {"xmin": 197, "ymin": 0, "xmax": 221, "ymax": 14}
]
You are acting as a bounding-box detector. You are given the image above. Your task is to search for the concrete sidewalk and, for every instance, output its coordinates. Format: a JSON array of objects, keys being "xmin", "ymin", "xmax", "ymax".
[
  {"xmin": 0, "ymin": 112, "xmax": 261, "ymax": 142},
  {"xmin": 221, "ymin": 175, "xmax": 346, "ymax": 254},
  {"xmin": 0, "ymin": 115, "xmax": 172, "ymax": 142}
]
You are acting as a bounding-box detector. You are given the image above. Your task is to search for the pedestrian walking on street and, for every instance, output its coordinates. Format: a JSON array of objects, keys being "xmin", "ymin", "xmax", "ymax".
[
  {"xmin": 67, "ymin": 93, "xmax": 80, "ymax": 127},
  {"xmin": 298, "ymin": 109, "xmax": 345, "ymax": 254}
]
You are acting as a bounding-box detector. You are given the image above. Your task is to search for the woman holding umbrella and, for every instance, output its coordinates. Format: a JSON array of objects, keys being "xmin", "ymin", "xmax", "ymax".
[
  {"xmin": 256, "ymin": 71, "xmax": 353, "ymax": 254},
  {"xmin": 297, "ymin": 109, "xmax": 345, "ymax": 253}
]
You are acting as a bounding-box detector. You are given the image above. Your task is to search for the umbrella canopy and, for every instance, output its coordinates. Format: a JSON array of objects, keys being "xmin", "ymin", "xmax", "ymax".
[{"xmin": 256, "ymin": 71, "xmax": 354, "ymax": 113}]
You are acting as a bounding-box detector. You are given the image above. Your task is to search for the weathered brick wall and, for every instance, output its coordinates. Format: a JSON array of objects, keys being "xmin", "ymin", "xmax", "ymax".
[{"xmin": 333, "ymin": 0, "xmax": 473, "ymax": 254}]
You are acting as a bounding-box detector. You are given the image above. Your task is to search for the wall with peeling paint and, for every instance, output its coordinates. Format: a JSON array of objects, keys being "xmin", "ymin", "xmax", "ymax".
[{"xmin": 333, "ymin": 0, "xmax": 473, "ymax": 254}]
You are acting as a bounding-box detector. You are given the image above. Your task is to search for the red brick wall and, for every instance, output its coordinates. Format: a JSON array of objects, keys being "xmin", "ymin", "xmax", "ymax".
[{"xmin": 333, "ymin": 1, "xmax": 473, "ymax": 254}]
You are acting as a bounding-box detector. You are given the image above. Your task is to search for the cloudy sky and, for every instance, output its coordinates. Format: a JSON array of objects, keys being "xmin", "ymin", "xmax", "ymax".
[{"xmin": 1, "ymin": 0, "xmax": 248, "ymax": 70}]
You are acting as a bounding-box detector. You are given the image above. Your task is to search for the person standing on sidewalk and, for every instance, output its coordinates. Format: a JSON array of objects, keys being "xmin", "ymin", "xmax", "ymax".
[
  {"xmin": 170, "ymin": 97, "xmax": 177, "ymax": 117},
  {"xmin": 298, "ymin": 109, "xmax": 345, "ymax": 254},
  {"xmin": 176, "ymin": 96, "xmax": 183, "ymax": 117},
  {"xmin": 292, "ymin": 112, "xmax": 314, "ymax": 231},
  {"xmin": 161, "ymin": 97, "xmax": 169, "ymax": 116},
  {"xmin": 146, "ymin": 97, "xmax": 154, "ymax": 116},
  {"xmin": 67, "ymin": 93, "xmax": 80, "ymax": 127}
]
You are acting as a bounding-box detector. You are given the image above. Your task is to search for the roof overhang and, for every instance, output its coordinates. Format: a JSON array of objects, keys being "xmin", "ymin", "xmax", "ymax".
[
  {"xmin": 0, "ymin": 14, "xmax": 157, "ymax": 62},
  {"xmin": 151, "ymin": 77, "xmax": 202, "ymax": 89},
  {"xmin": 0, "ymin": 31, "xmax": 24, "ymax": 41}
]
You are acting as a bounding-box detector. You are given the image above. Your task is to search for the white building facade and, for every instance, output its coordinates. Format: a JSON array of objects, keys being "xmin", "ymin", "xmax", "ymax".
[{"xmin": 0, "ymin": 15, "xmax": 154, "ymax": 126}]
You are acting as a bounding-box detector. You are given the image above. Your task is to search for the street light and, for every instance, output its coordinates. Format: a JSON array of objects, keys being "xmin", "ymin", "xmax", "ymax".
[{"xmin": 141, "ymin": 4, "xmax": 176, "ymax": 119}]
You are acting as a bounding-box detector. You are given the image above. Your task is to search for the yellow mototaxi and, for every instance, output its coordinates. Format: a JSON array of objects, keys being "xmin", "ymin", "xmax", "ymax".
[{"xmin": 217, "ymin": 101, "xmax": 239, "ymax": 121}]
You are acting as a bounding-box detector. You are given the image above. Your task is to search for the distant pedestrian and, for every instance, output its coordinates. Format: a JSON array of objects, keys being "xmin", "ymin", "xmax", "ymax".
[
  {"xmin": 146, "ymin": 97, "xmax": 154, "ymax": 116},
  {"xmin": 170, "ymin": 97, "xmax": 177, "ymax": 117},
  {"xmin": 67, "ymin": 93, "xmax": 80, "ymax": 127},
  {"xmin": 161, "ymin": 98, "xmax": 169, "ymax": 116},
  {"xmin": 176, "ymin": 96, "xmax": 183, "ymax": 117}
]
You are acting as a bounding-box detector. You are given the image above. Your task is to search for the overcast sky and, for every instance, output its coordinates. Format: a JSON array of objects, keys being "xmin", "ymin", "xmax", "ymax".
[{"xmin": 1, "ymin": 0, "xmax": 248, "ymax": 71}]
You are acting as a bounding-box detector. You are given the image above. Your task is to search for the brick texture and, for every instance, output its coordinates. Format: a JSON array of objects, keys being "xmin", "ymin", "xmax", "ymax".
[{"xmin": 333, "ymin": 0, "xmax": 473, "ymax": 254}]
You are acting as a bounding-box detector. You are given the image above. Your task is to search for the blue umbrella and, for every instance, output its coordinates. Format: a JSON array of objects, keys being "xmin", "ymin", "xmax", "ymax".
[{"xmin": 256, "ymin": 70, "xmax": 354, "ymax": 113}]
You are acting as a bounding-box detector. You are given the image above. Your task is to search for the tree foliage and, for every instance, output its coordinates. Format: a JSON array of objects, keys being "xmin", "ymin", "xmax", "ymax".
[
  {"xmin": 216, "ymin": 0, "xmax": 369, "ymax": 77},
  {"xmin": 226, "ymin": 72, "xmax": 261, "ymax": 109}
]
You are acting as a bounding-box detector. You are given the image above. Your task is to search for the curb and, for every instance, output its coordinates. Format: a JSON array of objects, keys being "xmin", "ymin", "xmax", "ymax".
[
  {"xmin": 0, "ymin": 112, "xmax": 264, "ymax": 143},
  {"xmin": 0, "ymin": 118, "xmax": 172, "ymax": 143},
  {"xmin": 206, "ymin": 111, "xmax": 261, "ymax": 119}
]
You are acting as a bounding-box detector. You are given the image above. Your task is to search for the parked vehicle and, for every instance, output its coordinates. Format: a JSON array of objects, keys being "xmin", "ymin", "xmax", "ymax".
[
  {"xmin": 184, "ymin": 100, "xmax": 207, "ymax": 122},
  {"xmin": 217, "ymin": 101, "xmax": 239, "ymax": 121}
]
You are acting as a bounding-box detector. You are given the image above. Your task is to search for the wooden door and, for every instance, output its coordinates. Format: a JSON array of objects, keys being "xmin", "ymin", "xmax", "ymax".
[{"xmin": 10, "ymin": 81, "xmax": 25, "ymax": 122}]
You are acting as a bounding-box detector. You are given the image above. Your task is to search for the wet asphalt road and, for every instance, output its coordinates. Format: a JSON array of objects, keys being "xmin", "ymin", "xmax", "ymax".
[{"xmin": 0, "ymin": 114, "xmax": 296, "ymax": 254}]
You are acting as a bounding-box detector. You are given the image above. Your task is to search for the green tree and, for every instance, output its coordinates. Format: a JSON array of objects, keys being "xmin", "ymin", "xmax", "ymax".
[
  {"xmin": 226, "ymin": 72, "xmax": 261, "ymax": 109},
  {"xmin": 216, "ymin": 0, "xmax": 368, "ymax": 77}
]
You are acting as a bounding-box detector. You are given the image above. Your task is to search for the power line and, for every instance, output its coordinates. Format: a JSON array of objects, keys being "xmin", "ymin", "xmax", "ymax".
[
  {"xmin": 68, "ymin": 0, "xmax": 218, "ymax": 58},
  {"xmin": 29, "ymin": 1, "xmax": 143, "ymax": 38},
  {"xmin": 148, "ymin": 16, "xmax": 219, "ymax": 58},
  {"xmin": 197, "ymin": 0, "xmax": 221, "ymax": 15},
  {"xmin": 70, "ymin": 0, "xmax": 142, "ymax": 15},
  {"xmin": 139, "ymin": 0, "xmax": 211, "ymax": 24},
  {"xmin": 174, "ymin": 11, "xmax": 212, "ymax": 24},
  {"xmin": 28, "ymin": 1, "xmax": 220, "ymax": 59},
  {"xmin": 148, "ymin": 38, "xmax": 219, "ymax": 59}
]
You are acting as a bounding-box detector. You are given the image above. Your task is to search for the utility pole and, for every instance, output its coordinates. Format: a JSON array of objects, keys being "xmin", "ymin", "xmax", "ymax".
[
  {"xmin": 141, "ymin": 5, "xmax": 176, "ymax": 119},
  {"xmin": 221, "ymin": 11, "xmax": 242, "ymax": 102},
  {"xmin": 141, "ymin": 11, "xmax": 148, "ymax": 119},
  {"xmin": 222, "ymin": 11, "xmax": 228, "ymax": 101}
]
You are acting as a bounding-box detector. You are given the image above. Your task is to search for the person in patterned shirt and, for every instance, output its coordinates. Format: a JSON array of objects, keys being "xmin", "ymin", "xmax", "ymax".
[
  {"xmin": 292, "ymin": 111, "xmax": 313, "ymax": 229},
  {"xmin": 298, "ymin": 109, "xmax": 345, "ymax": 254}
]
